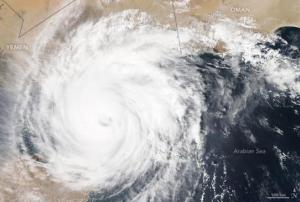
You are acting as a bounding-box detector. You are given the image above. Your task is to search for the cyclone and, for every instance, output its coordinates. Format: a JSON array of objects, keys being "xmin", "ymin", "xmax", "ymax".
[
  {"xmin": 1, "ymin": 2, "xmax": 299, "ymax": 201},
  {"xmin": 13, "ymin": 9, "xmax": 204, "ymax": 201}
]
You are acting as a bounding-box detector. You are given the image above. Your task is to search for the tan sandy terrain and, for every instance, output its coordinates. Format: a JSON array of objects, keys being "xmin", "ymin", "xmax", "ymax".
[
  {"xmin": 0, "ymin": 159, "xmax": 88, "ymax": 201},
  {"xmin": 0, "ymin": 0, "xmax": 300, "ymax": 51},
  {"xmin": 0, "ymin": 0, "xmax": 77, "ymax": 49},
  {"xmin": 188, "ymin": 0, "xmax": 300, "ymax": 32},
  {"xmin": 0, "ymin": 158, "xmax": 88, "ymax": 201}
]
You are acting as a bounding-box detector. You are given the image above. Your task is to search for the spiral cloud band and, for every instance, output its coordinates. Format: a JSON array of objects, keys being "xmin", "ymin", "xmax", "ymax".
[{"xmin": 14, "ymin": 10, "xmax": 204, "ymax": 200}]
